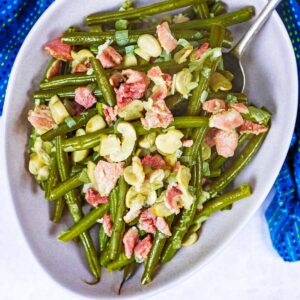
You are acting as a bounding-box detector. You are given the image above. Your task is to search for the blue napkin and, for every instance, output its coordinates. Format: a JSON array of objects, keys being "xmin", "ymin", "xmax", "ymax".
[{"xmin": 0, "ymin": 0, "xmax": 300, "ymax": 261}]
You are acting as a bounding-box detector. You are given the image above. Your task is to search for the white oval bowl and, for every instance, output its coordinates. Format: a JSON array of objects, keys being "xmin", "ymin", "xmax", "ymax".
[{"xmin": 3, "ymin": 0, "xmax": 298, "ymax": 298}]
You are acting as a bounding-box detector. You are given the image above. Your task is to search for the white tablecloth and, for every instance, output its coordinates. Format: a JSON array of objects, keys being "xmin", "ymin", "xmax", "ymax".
[{"xmin": 1, "ymin": 118, "xmax": 300, "ymax": 300}]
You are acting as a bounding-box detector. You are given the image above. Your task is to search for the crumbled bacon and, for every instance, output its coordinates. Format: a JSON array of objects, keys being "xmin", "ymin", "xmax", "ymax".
[
  {"xmin": 97, "ymin": 46, "xmax": 123, "ymax": 68},
  {"xmin": 203, "ymin": 99, "xmax": 226, "ymax": 114},
  {"xmin": 239, "ymin": 120, "xmax": 268, "ymax": 135},
  {"xmin": 103, "ymin": 104, "xmax": 118, "ymax": 124},
  {"xmin": 156, "ymin": 22, "xmax": 177, "ymax": 54},
  {"xmin": 195, "ymin": 42, "xmax": 209, "ymax": 60},
  {"xmin": 85, "ymin": 188, "xmax": 109, "ymax": 206},
  {"xmin": 28, "ymin": 105, "xmax": 55, "ymax": 132},
  {"xmin": 215, "ymin": 129, "xmax": 239, "ymax": 158},
  {"xmin": 74, "ymin": 87, "xmax": 97, "ymax": 109},
  {"xmin": 44, "ymin": 36, "xmax": 73, "ymax": 61},
  {"xmin": 166, "ymin": 185, "xmax": 183, "ymax": 214},
  {"xmin": 123, "ymin": 227, "xmax": 139, "ymax": 259},
  {"xmin": 141, "ymin": 154, "xmax": 166, "ymax": 170}
]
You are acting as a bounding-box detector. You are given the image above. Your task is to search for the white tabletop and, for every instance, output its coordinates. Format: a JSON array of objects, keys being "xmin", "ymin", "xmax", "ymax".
[{"xmin": 1, "ymin": 118, "xmax": 300, "ymax": 300}]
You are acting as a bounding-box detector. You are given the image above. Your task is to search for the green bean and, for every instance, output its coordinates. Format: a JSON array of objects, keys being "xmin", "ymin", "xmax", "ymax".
[
  {"xmin": 210, "ymin": 134, "xmax": 250, "ymax": 171},
  {"xmin": 110, "ymin": 187, "xmax": 119, "ymax": 223},
  {"xmin": 46, "ymin": 154, "xmax": 65, "ymax": 222},
  {"xmin": 71, "ymin": 164, "xmax": 85, "ymax": 176},
  {"xmin": 86, "ymin": 0, "xmax": 197, "ymax": 25},
  {"xmin": 34, "ymin": 86, "xmax": 102, "ymax": 100},
  {"xmin": 141, "ymin": 215, "xmax": 174, "ymax": 285},
  {"xmin": 206, "ymin": 132, "xmax": 267, "ymax": 196},
  {"xmin": 41, "ymin": 108, "xmax": 98, "ymax": 141},
  {"xmin": 118, "ymin": 263, "xmax": 140, "ymax": 294},
  {"xmin": 109, "ymin": 176, "xmax": 127, "ymax": 260},
  {"xmin": 193, "ymin": 183, "xmax": 252, "ymax": 225},
  {"xmin": 187, "ymin": 25, "xmax": 224, "ymax": 117},
  {"xmin": 107, "ymin": 253, "xmax": 135, "ymax": 271},
  {"xmin": 62, "ymin": 30, "xmax": 208, "ymax": 46},
  {"xmin": 40, "ymin": 74, "xmax": 96, "ymax": 90},
  {"xmin": 206, "ymin": 168, "xmax": 221, "ymax": 178},
  {"xmin": 45, "ymin": 154, "xmax": 59, "ymax": 199},
  {"xmin": 61, "ymin": 116, "xmax": 209, "ymax": 152},
  {"xmin": 100, "ymin": 247, "xmax": 111, "ymax": 267},
  {"xmin": 48, "ymin": 169, "xmax": 89, "ymax": 201},
  {"xmin": 193, "ymin": 1, "xmax": 209, "ymax": 19},
  {"xmin": 51, "ymin": 198, "xmax": 65, "ymax": 223},
  {"xmin": 170, "ymin": 7, "xmax": 255, "ymax": 30},
  {"xmin": 55, "ymin": 136, "xmax": 101, "ymax": 280},
  {"xmin": 161, "ymin": 153, "xmax": 202, "ymax": 263},
  {"xmin": 99, "ymin": 225, "xmax": 109, "ymax": 252},
  {"xmin": 91, "ymin": 57, "xmax": 116, "ymax": 106},
  {"xmin": 210, "ymin": 1, "xmax": 227, "ymax": 16},
  {"xmin": 58, "ymin": 203, "xmax": 109, "ymax": 242}
]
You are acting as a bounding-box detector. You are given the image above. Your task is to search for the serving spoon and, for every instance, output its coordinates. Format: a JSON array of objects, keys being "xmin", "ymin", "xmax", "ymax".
[{"xmin": 223, "ymin": 0, "xmax": 282, "ymax": 92}]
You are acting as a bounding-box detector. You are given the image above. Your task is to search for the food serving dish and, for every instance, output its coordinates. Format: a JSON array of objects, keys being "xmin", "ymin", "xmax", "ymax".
[{"xmin": 2, "ymin": 0, "xmax": 297, "ymax": 298}]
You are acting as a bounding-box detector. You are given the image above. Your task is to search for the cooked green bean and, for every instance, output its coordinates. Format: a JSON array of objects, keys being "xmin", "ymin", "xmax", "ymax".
[
  {"xmin": 41, "ymin": 108, "xmax": 98, "ymax": 141},
  {"xmin": 170, "ymin": 7, "xmax": 255, "ymax": 30},
  {"xmin": 40, "ymin": 74, "xmax": 96, "ymax": 90},
  {"xmin": 51, "ymin": 198, "xmax": 65, "ymax": 223},
  {"xmin": 109, "ymin": 176, "xmax": 127, "ymax": 260},
  {"xmin": 86, "ymin": 0, "xmax": 197, "ymax": 25},
  {"xmin": 194, "ymin": 183, "xmax": 252, "ymax": 225},
  {"xmin": 193, "ymin": 1, "xmax": 210, "ymax": 19},
  {"xmin": 110, "ymin": 187, "xmax": 119, "ymax": 223},
  {"xmin": 119, "ymin": 263, "xmax": 140, "ymax": 294},
  {"xmin": 141, "ymin": 215, "xmax": 174, "ymax": 285},
  {"xmin": 208, "ymin": 92, "xmax": 248, "ymax": 102},
  {"xmin": 34, "ymin": 86, "xmax": 102, "ymax": 100},
  {"xmin": 56, "ymin": 136, "xmax": 101, "ymax": 280},
  {"xmin": 210, "ymin": 1, "xmax": 227, "ymax": 16},
  {"xmin": 107, "ymin": 253, "xmax": 135, "ymax": 271},
  {"xmin": 58, "ymin": 203, "xmax": 109, "ymax": 242},
  {"xmin": 206, "ymin": 132, "xmax": 267, "ymax": 196},
  {"xmin": 99, "ymin": 225, "xmax": 109, "ymax": 252},
  {"xmin": 62, "ymin": 30, "xmax": 210, "ymax": 46},
  {"xmin": 91, "ymin": 58, "xmax": 116, "ymax": 106},
  {"xmin": 61, "ymin": 116, "xmax": 209, "ymax": 152},
  {"xmin": 48, "ymin": 168, "xmax": 89, "ymax": 200}
]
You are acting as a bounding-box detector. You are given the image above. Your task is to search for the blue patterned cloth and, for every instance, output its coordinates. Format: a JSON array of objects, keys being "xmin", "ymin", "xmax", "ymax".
[{"xmin": 0, "ymin": 0, "xmax": 300, "ymax": 261}]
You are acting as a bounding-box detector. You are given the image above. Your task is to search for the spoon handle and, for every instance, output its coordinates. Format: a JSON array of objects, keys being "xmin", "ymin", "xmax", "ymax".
[{"xmin": 233, "ymin": 0, "xmax": 282, "ymax": 57}]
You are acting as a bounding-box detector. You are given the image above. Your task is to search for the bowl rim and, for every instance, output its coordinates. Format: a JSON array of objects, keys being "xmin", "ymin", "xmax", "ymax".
[{"xmin": 2, "ymin": 0, "xmax": 298, "ymax": 298}]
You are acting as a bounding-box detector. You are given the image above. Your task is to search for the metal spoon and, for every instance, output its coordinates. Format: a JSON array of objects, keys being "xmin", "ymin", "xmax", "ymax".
[{"xmin": 223, "ymin": 0, "xmax": 282, "ymax": 92}]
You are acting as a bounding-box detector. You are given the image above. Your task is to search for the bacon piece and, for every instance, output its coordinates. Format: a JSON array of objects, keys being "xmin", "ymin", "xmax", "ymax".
[
  {"xmin": 209, "ymin": 109, "xmax": 244, "ymax": 132},
  {"xmin": 141, "ymin": 154, "xmax": 166, "ymax": 170},
  {"xmin": 195, "ymin": 42, "xmax": 209, "ymax": 60},
  {"xmin": 74, "ymin": 87, "xmax": 97, "ymax": 109},
  {"xmin": 203, "ymin": 99, "xmax": 226, "ymax": 114},
  {"xmin": 239, "ymin": 120, "xmax": 268, "ymax": 135},
  {"xmin": 155, "ymin": 217, "xmax": 172, "ymax": 236},
  {"xmin": 156, "ymin": 22, "xmax": 177, "ymax": 54},
  {"xmin": 94, "ymin": 160, "xmax": 124, "ymax": 196},
  {"xmin": 110, "ymin": 69, "xmax": 150, "ymax": 108},
  {"xmin": 205, "ymin": 128, "xmax": 218, "ymax": 147},
  {"xmin": 102, "ymin": 213, "xmax": 113, "ymax": 237},
  {"xmin": 182, "ymin": 139, "xmax": 193, "ymax": 148},
  {"xmin": 85, "ymin": 187, "xmax": 109, "ymax": 206},
  {"xmin": 215, "ymin": 129, "xmax": 239, "ymax": 158},
  {"xmin": 230, "ymin": 102, "xmax": 249, "ymax": 114},
  {"xmin": 47, "ymin": 60, "xmax": 62, "ymax": 79},
  {"xmin": 123, "ymin": 227, "xmax": 139, "ymax": 259},
  {"xmin": 28, "ymin": 105, "xmax": 55, "ymax": 133},
  {"xmin": 103, "ymin": 104, "xmax": 118, "ymax": 124},
  {"xmin": 166, "ymin": 185, "xmax": 183, "ymax": 214},
  {"xmin": 134, "ymin": 234, "xmax": 152, "ymax": 263},
  {"xmin": 44, "ymin": 36, "xmax": 72, "ymax": 61},
  {"xmin": 141, "ymin": 99, "xmax": 174, "ymax": 130},
  {"xmin": 138, "ymin": 208, "xmax": 157, "ymax": 234},
  {"xmin": 147, "ymin": 66, "xmax": 172, "ymax": 88},
  {"xmin": 97, "ymin": 46, "xmax": 123, "ymax": 68}
]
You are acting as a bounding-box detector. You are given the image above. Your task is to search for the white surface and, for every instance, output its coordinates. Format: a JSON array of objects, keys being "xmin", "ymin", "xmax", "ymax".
[
  {"xmin": 2, "ymin": 0, "xmax": 298, "ymax": 297},
  {"xmin": 1, "ymin": 114, "xmax": 300, "ymax": 300}
]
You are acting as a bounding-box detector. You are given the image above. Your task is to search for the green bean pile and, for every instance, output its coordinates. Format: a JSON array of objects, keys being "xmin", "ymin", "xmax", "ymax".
[{"xmin": 27, "ymin": 0, "xmax": 271, "ymax": 291}]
